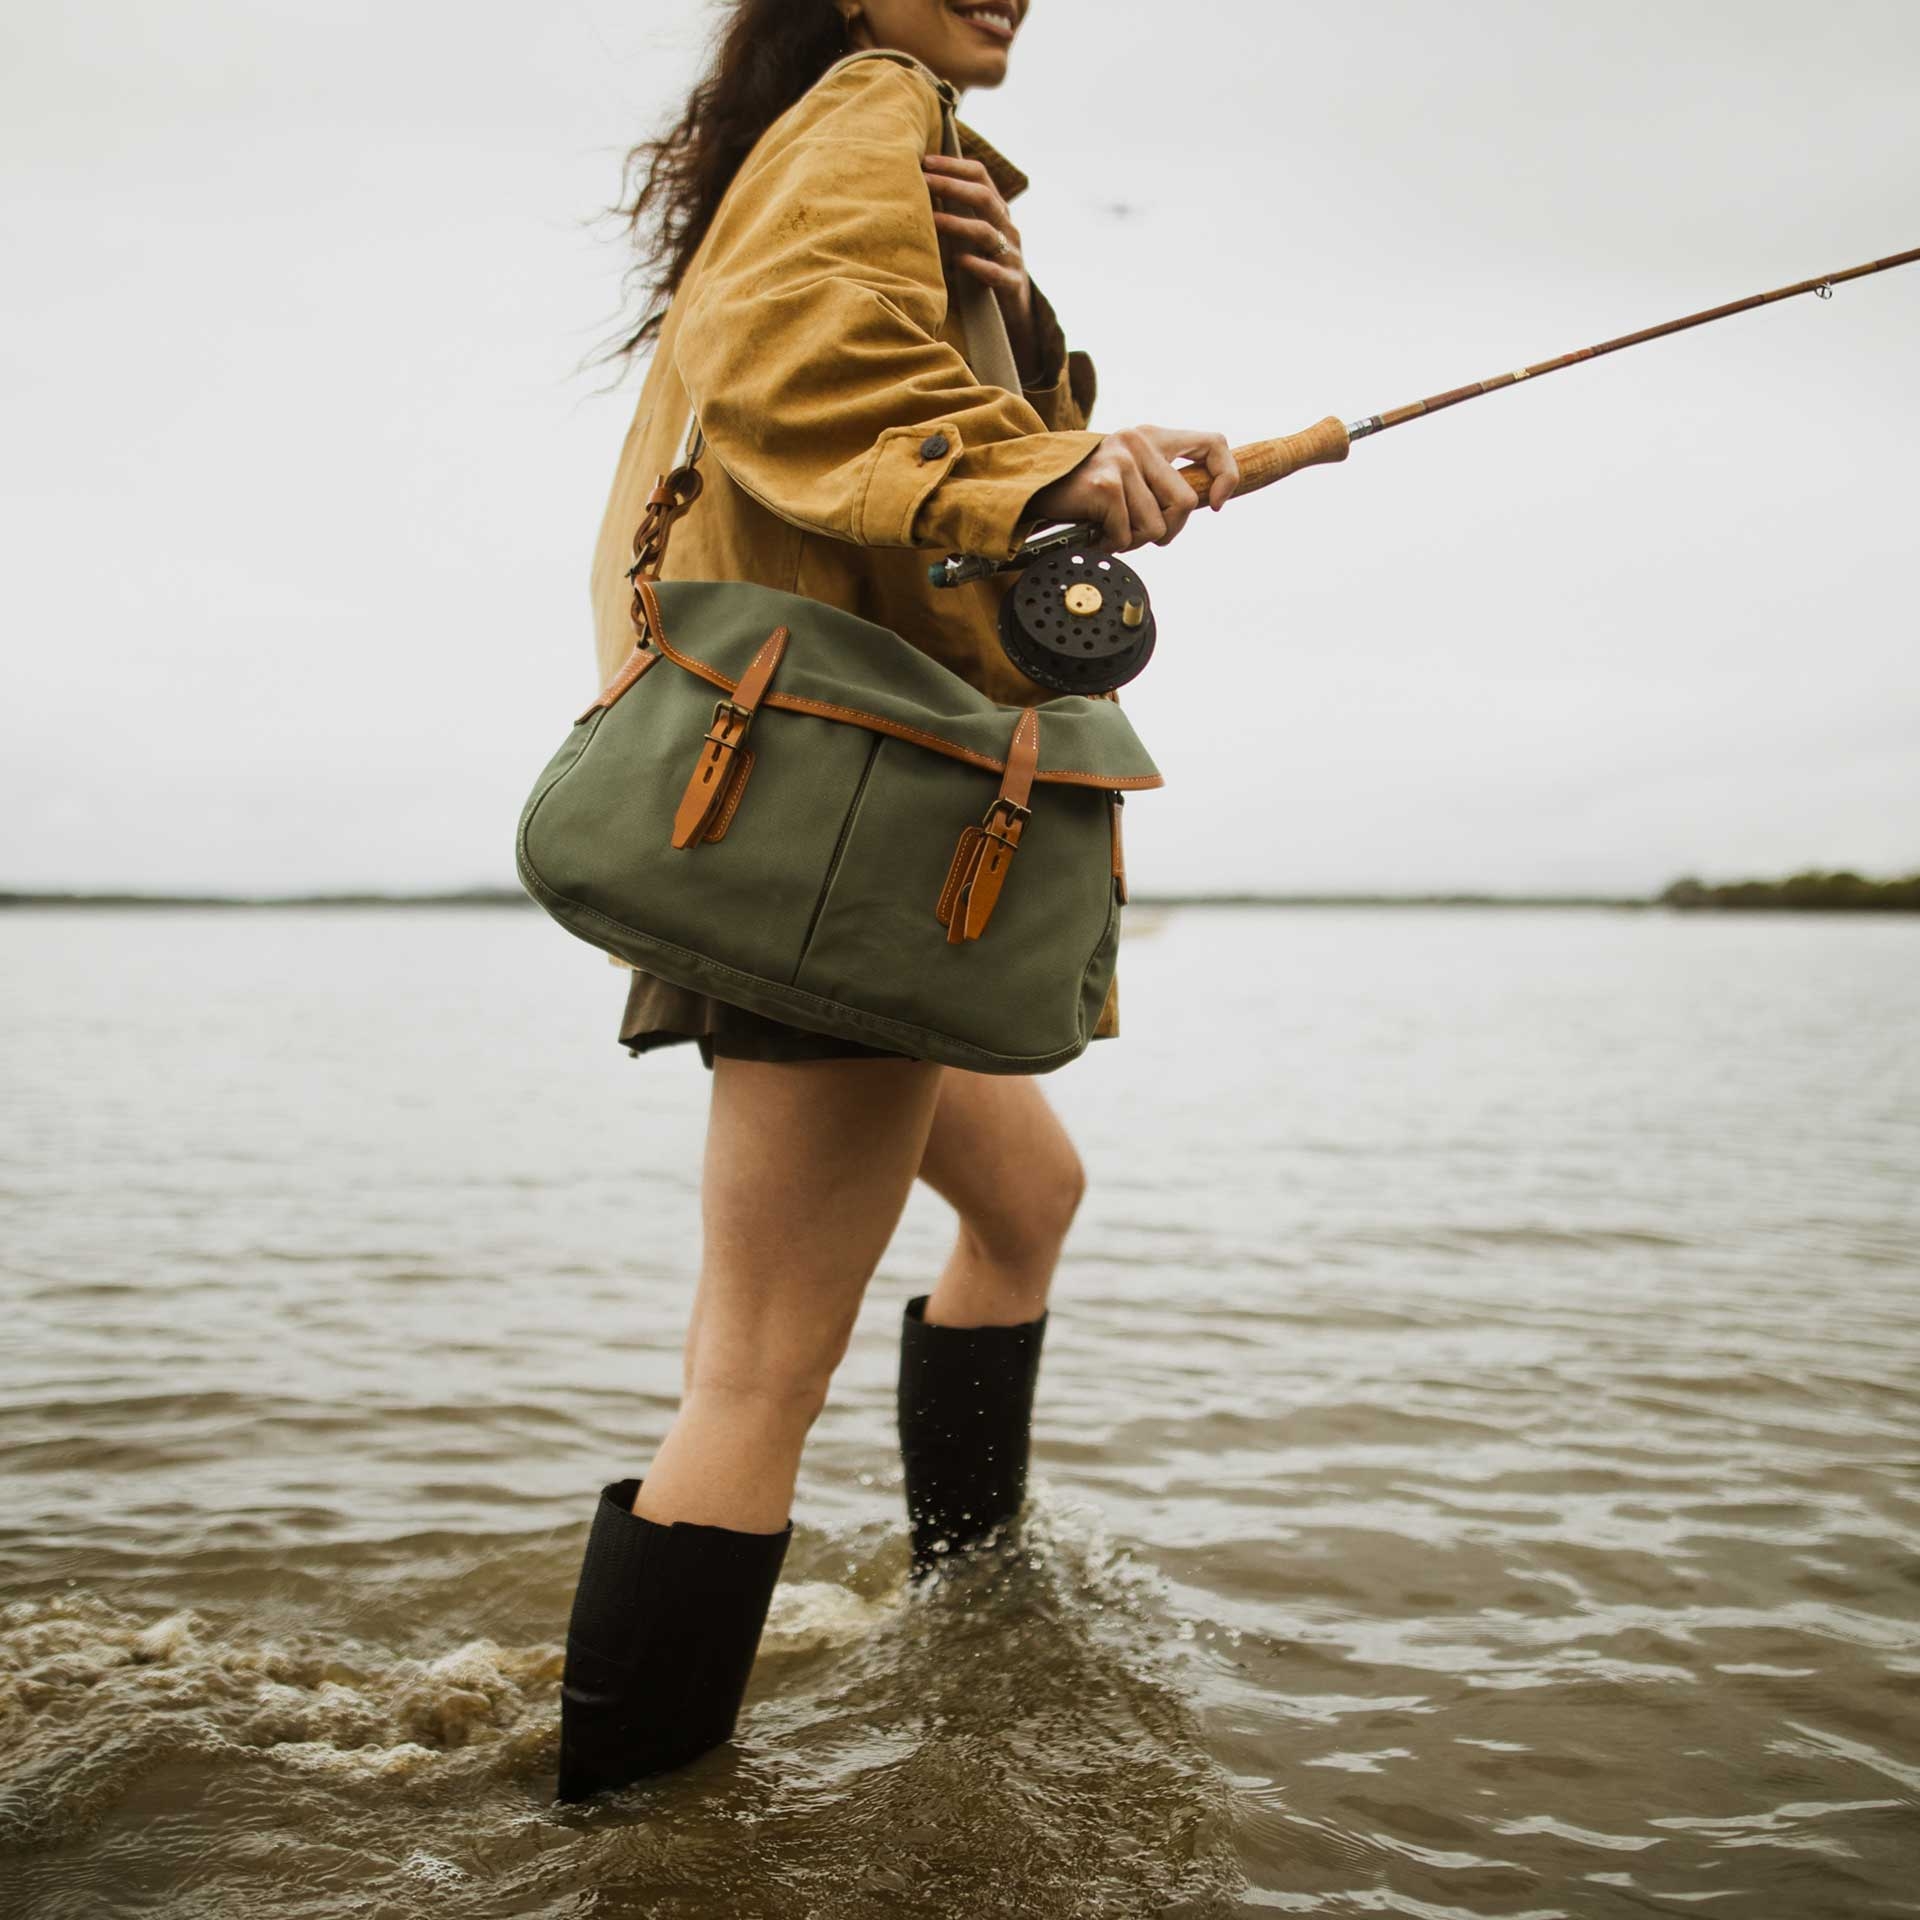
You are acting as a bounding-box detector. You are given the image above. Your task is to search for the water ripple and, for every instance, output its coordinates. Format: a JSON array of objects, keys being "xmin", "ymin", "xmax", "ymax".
[{"xmin": 3, "ymin": 905, "xmax": 1917, "ymax": 1917}]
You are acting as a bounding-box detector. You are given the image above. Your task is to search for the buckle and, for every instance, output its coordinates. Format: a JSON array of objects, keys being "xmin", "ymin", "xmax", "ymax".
[
  {"xmin": 981, "ymin": 795, "xmax": 1030, "ymax": 850},
  {"xmin": 705, "ymin": 697, "xmax": 753, "ymax": 747}
]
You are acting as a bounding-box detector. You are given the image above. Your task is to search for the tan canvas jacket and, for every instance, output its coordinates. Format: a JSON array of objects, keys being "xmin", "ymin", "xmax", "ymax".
[
  {"xmin": 587, "ymin": 48, "xmax": 1122, "ymax": 1040},
  {"xmin": 587, "ymin": 50, "xmax": 1106, "ymax": 706}
]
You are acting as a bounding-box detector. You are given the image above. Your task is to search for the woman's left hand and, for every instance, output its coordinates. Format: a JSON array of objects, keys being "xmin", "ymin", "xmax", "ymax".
[{"xmin": 922, "ymin": 153, "xmax": 1040, "ymax": 381}]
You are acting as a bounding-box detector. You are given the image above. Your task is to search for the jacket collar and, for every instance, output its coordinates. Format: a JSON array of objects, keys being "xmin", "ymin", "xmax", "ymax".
[
  {"xmin": 954, "ymin": 119, "xmax": 1030, "ymax": 202},
  {"xmin": 832, "ymin": 50, "xmax": 1031, "ymax": 202}
]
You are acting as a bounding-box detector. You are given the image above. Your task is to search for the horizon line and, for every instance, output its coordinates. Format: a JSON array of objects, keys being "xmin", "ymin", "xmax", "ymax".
[
  {"xmin": 1, "ymin": 885, "xmax": 1653, "ymax": 909},
  {"xmin": 4, "ymin": 874, "xmax": 1914, "ymax": 912}
]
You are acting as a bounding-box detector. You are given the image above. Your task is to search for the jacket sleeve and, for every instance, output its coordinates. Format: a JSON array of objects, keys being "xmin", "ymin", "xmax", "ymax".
[
  {"xmin": 671, "ymin": 60, "xmax": 1103, "ymax": 561},
  {"xmin": 1019, "ymin": 278, "xmax": 1098, "ymax": 435}
]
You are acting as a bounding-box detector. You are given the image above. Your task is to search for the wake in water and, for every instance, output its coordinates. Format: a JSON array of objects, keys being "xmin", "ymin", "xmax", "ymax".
[{"xmin": 0, "ymin": 1483, "xmax": 1243, "ymax": 1919}]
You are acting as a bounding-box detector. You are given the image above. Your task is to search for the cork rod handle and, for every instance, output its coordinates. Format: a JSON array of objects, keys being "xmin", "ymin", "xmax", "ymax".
[{"xmin": 1174, "ymin": 415, "xmax": 1350, "ymax": 504}]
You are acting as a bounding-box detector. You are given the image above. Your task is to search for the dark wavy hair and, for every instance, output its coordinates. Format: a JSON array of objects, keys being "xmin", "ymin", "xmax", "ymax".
[{"xmin": 600, "ymin": 0, "xmax": 850, "ymax": 369}]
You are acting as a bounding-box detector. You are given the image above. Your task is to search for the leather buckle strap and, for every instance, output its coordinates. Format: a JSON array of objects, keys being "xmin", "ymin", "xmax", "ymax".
[
  {"xmin": 670, "ymin": 626, "xmax": 789, "ymax": 850},
  {"xmin": 939, "ymin": 708, "xmax": 1040, "ymax": 943}
]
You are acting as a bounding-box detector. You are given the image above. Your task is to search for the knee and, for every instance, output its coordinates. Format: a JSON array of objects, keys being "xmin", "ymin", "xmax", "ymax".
[
  {"xmin": 1053, "ymin": 1148, "xmax": 1090, "ymax": 1241},
  {"xmin": 964, "ymin": 1146, "xmax": 1088, "ymax": 1268}
]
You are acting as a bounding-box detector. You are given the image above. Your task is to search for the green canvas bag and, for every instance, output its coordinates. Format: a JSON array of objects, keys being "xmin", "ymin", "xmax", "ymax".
[{"xmin": 515, "ymin": 445, "xmax": 1162, "ymax": 1075}]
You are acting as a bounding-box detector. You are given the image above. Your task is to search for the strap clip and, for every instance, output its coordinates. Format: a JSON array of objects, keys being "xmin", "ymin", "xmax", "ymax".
[{"xmin": 627, "ymin": 466, "xmax": 705, "ymax": 586}]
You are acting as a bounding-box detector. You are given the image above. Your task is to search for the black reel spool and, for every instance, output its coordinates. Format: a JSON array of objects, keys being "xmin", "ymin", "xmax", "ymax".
[{"xmin": 999, "ymin": 541, "xmax": 1156, "ymax": 695}]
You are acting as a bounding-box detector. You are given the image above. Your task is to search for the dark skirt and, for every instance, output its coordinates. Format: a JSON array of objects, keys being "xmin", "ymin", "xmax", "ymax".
[
  {"xmin": 617, "ymin": 966, "xmax": 911, "ymax": 1068},
  {"xmin": 616, "ymin": 965, "xmax": 1120, "ymax": 1070}
]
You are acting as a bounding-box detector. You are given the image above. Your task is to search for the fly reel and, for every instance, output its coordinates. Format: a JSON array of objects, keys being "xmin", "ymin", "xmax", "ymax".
[
  {"xmin": 999, "ymin": 540, "xmax": 1156, "ymax": 694},
  {"xmin": 929, "ymin": 523, "xmax": 1157, "ymax": 695}
]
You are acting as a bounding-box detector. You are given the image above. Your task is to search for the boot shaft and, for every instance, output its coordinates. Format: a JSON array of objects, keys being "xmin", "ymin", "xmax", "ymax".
[
  {"xmin": 558, "ymin": 1478, "xmax": 791, "ymax": 1802},
  {"xmin": 896, "ymin": 1294, "xmax": 1048, "ymax": 1575}
]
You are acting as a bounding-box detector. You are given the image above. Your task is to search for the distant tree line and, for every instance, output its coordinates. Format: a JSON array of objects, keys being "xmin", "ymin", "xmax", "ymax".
[
  {"xmin": 7, "ymin": 877, "xmax": 1916, "ymax": 912},
  {"xmin": 1660, "ymin": 871, "xmax": 1920, "ymax": 912}
]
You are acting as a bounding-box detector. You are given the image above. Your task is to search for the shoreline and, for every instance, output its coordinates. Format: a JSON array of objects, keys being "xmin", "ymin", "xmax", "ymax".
[{"xmin": 3, "ymin": 888, "xmax": 1915, "ymax": 914}]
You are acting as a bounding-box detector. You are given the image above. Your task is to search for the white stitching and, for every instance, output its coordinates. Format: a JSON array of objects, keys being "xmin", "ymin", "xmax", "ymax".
[
  {"xmin": 936, "ymin": 825, "xmax": 981, "ymax": 924},
  {"xmin": 645, "ymin": 627, "xmax": 1161, "ymax": 786},
  {"xmin": 705, "ymin": 748, "xmax": 754, "ymax": 841}
]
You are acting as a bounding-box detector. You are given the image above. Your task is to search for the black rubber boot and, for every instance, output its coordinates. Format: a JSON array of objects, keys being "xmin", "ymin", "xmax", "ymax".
[
  {"xmin": 896, "ymin": 1293, "xmax": 1048, "ymax": 1580},
  {"xmin": 556, "ymin": 1478, "xmax": 791, "ymax": 1803}
]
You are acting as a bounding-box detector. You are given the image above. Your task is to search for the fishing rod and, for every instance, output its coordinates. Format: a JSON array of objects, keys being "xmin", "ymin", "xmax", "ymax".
[{"xmin": 935, "ymin": 245, "xmax": 1920, "ymax": 694}]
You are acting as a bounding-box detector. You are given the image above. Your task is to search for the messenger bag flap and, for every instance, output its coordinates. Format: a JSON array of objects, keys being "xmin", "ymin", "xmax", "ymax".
[{"xmin": 631, "ymin": 579, "xmax": 1164, "ymax": 790}]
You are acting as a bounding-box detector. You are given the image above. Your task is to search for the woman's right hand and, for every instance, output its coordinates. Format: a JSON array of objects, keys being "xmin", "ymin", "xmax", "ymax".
[{"xmin": 1026, "ymin": 425, "xmax": 1239, "ymax": 552}]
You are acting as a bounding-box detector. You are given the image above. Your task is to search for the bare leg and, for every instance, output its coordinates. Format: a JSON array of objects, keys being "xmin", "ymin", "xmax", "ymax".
[
  {"xmin": 635, "ymin": 1054, "xmax": 947, "ymax": 1534},
  {"xmin": 914, "ymin": 1068, "xmax": 1087, "ymax": 1329}
]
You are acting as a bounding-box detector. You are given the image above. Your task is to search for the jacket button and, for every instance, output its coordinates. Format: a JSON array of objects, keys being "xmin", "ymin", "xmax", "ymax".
[{"xmin": 919, "ymin": 433, "xmax": 951, "ymax": 461}]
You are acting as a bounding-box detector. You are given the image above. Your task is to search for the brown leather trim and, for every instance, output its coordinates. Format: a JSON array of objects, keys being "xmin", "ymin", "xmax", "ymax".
[
  {"xmin": 952, "ymin": 707, "xmax": 1039, "ymax": 943},
  {"xmin": 638, "ymin": 596, "xmax": 1163, "ymax": 792},
  {"xmin": 670, "ymin": 626, "xmax": 790, "ymax": 850},
  {"xmin": 578, "ymin": 643, "xmax": 659, "ymax": 723},
  {"xmin": 944, "ymin": 830, "xmax": 987, "ymax": 943},
  {"xmin": 1109, "ymin": 792, "xmax": 1128, "ymax": 904},
  {"xmin": 936, "ymin": 824, "xmax": 984, "ymax": 927},
  {"xmin": 704, "ymin": 747, "xmax": 754, "ymax": 841},
  {"xmin": 633, "ymin": 574, "xmax": 668, "ymax": 654},
  {"xmin": 965, "ymin": 708, "xmax": 1038, "ymax": 939}
]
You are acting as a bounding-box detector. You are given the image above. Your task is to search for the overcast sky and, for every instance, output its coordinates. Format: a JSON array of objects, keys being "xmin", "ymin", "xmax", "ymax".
[{"xmin": 3, "ymin": 0, "xmax": 1915, "ymax": 896}]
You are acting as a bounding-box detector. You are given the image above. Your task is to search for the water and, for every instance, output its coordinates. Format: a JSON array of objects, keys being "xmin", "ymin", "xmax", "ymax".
[{"xmin": 3, "ymin": 904, "xmax": 1917, "ymax": 1918}]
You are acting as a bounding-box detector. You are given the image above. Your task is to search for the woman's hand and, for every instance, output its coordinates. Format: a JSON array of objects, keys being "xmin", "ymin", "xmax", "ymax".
[
  {"xmin": 921, "ymin": 153, "xmax": 1041, "ymax": 380},
  {"xmin": 1027, "ymin": 427, "xmax": 1240, "ymax": 552}
]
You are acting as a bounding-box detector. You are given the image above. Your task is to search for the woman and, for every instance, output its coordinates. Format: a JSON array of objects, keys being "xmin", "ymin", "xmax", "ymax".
[{"xmin": 558, "ymin": 0, "xmax": 1236, "ymax": 1804}]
